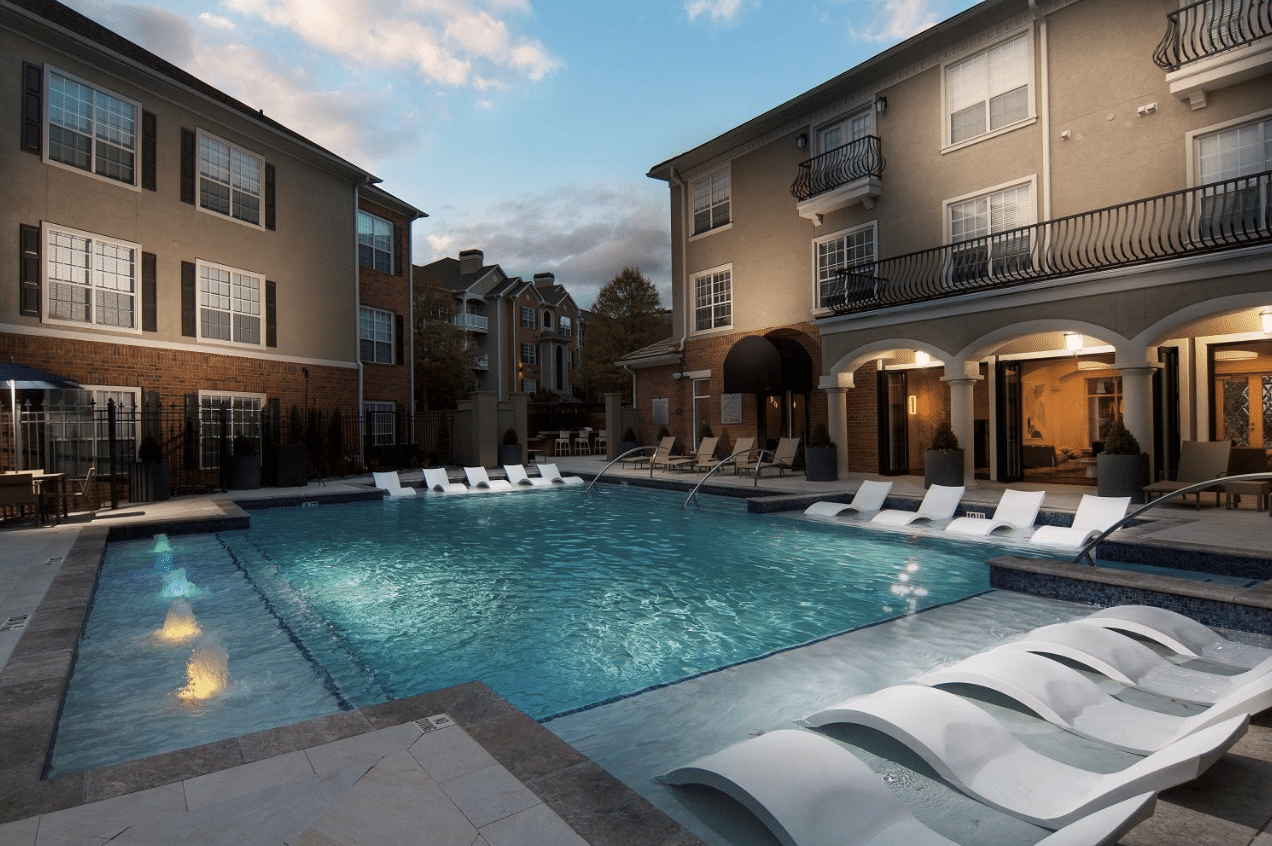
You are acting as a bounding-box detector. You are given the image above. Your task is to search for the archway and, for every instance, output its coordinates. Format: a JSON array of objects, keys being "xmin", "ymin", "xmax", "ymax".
[{"xmin": 723, "ymin": 333, "xmax": 814, "ymax": 450}]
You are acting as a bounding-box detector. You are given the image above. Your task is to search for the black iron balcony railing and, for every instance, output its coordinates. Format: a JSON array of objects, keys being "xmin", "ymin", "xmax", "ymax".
[
  {"xmin": 1153, "ymin": 0, "xmax": 1272, "ymax": 71},
  {"xmin": 825, "ymin": 169, "xmax": 1272, "ymax": 316},
  {"xmin": 791, "ymin": 135, "xmax": 885, "ymax": 202}
]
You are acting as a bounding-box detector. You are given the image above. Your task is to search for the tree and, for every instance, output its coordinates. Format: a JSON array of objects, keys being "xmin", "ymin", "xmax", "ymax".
[
  {"xmin": 579, "ymin": 267, "xmax": 669, "ymax": 402},
  {"xmin": 413, "ymin": 285, "xmax": 477, "ymax": 410}
]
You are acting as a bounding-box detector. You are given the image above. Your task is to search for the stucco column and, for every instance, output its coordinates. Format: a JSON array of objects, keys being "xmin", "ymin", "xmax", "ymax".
[
  {"xmin": 1115, "ymin": 361, "xmax": 1157, "ymax": 469},
  {"xmin": 942, "ymin": 368, "xmax": 979, "ymax": 488},
  {"xmin": 820, "ymin": 372, "xmax": 855, "ymax": 477}
]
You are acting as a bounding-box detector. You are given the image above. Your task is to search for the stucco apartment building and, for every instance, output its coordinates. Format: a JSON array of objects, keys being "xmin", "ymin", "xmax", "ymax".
[
  {"xmin": 2, "ymin": 0, "xmax": 425, "ymax": 476},
  {"xmin": 418, "ymin": 249, "xmax": 585, "ymax": 401},
  {"xmin": 631, "ymin": 0, "xmax": 1272, "ymax": 485}
]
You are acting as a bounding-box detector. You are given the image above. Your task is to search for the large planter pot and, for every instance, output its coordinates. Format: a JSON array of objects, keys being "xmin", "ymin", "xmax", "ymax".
[
  {"xmin": 129, "ymin": 461, "xmax": 170, "ymax": 502},
  {"xmin": 924, "ymin": 449, "xmax": 964, "ymax": 488},
  {"xmin": 804, "ymin": 446, "xmax": 838, "ymax": 482},
  {"xmin": 1097, "ymin": 453, "xmax": 1150, "ymax": 503},
  {"xmin": 498, "ymin": 444, "xmax": 523, "ymax": 466},
  {"xmin": 275, "ymin": 445, "xmax": 308, "ymax": 488},
  {"xmin": 229, "ymin": 455, "xmax": 261, "ymax": 490}
]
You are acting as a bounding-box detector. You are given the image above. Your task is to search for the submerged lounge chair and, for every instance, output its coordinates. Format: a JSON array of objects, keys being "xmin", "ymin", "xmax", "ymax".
[
  {"xmin": 1076, "ymin": 605, "xmax": 1272, "ymax": 670},
  {"xmin": 802, "ymin": 684, "xmax": 1245, "ymax": 828},
  {"xmin": 503, "ymin": 464, "xmax": 552, "ymax": 488},
  {"xmin": 1028, "ymin": 495, "xmax": 1130, "ymax": 549},
  {"xmin": 917, "ymin": 649, "xmax": 1266, "ymax": 754},
  {"xmin": 537, "ymin": 463, "xmax": 585, "ymax": 485},
  {"xmin": 658, "ymin": 728, "xmax": 1156, "ymax": 846},
  {"xmin": 422, "ymin": 467, "xmax": 468, "ymax": 494},
  {"xmin": 464, "ymin": 466, "xmax": 513, "ymax": 491},
  {"xmin": 871, "ymin": 484, "xmax": 965, "ymax": 527},
  {"xmin": 372, "ymin": 471, "xmax": 416, "ymax": 497},
  {"xmin": 804, "ymin": 480, "xmax": 893, "ymax": 519},
  {"xmin": 945, "ymin": 489, "xmax": 1044, "ymax": 537},
  {"xmin": 996, "ymin": 622, "xmax": 1272, "ymax": 705}
]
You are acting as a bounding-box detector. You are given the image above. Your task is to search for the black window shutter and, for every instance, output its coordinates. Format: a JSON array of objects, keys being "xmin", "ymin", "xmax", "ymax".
[
  {"xmin": 265, "ymin": 164, "xmax": 276, "ymax": 230},
  {"xmin": 181, "ymin": 261, "xmax": 196, "ymax": 336},
  {"xmin": 180, "ymin": 128, "xmax": 195, "ymax": 205},
  {"xmin": 21, "ymin": 63, "xmax": 42, "ymax": 155},
  {"xmin": 142, "ymin": 251, "xmax": 157, "ymax": 331},
  {"xmin": 142, "ymin": 111, "xmax": 157, "ymax": 191},
  {"xmin": 19, "ymin": 224, "xmax": 41, "ymax": 316},
  {"xmin": 393, "ymin": 225, "xmax": 403, "ymax": 276},
  {"xmin": 395, "ymin": 313, "xmax": 405, "ymax": 365},
  {"xmin": 265, "ymin": 280, "xmax": 277, "ymax": 347}
]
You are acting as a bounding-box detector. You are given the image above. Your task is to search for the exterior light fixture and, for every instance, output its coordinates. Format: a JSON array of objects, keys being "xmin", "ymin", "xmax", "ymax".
[
  {"xmin": 1065, "ymin": 332, "xmax": 1084, "ymax": 351},
  {"xmin": 914, "ymin": 351, "xmax": 930, "ymax": 366},
  {"xmin": 908, "ymin": 395, "xmax": 917, "ymax": 414},
  {"xmin": 874, "ymin": 95, "xmax": 888, "ymax": 115},
  {"xmin": 1262, "ymin": 311, "xmax": 1272, "ymax": 334},
  {"xmin": 796, "ymin": 133, "xmax": 808, "ymax": 149}
]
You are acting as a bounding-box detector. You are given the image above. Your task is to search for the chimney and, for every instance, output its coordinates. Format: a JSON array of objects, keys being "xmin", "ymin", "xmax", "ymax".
[
  {"xmin": 458, "ymin": 249, "xmax": 484, "ymax": 275},
  {"xmin": 533, "ymin": 272, "xmax": 555, "ymax": 287}
]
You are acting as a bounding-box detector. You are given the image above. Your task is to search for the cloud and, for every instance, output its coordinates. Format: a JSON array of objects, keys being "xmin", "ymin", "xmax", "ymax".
[
  {"xmin": 851, "ymin": 0, "xmax": 942, "ymax": 42},
  {"xmin": 65, "ymin": 1, "xmax": 199, "ymax": 64},
  {"xmin": 684, "ymin": 0, "xmax": 745, "ymax": 24},
  {"xmin": 198, "ymin": 12, "xmax": 235, "ymax": 30}
]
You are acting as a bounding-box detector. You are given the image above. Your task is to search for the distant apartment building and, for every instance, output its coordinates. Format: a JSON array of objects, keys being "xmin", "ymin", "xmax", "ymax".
[
  {"xmin": 631, "ymin": 0, "xmax": 1272, "ymax": 483},
  {"xmin": 417, "ymin": 249, "xmax": 585, "ymax": 400}
]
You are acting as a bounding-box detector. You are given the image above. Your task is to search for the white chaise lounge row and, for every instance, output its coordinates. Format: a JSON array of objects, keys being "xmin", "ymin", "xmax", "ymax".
[
  {"xmin": 372, "ymin": 464, "xmax": 585, "ymax": 496},
  {"xmin": 661, "ymin": 604, "xmax": 1270, "ymax": 845}
]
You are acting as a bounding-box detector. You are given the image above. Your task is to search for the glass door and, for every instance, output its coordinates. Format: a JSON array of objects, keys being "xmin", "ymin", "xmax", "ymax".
[
  {"xmin": 877, "ymin": 370, "xmax": 909, "ymax": 475},
  {"xmin": 995, "ymin": 360, "xmax": 1023, "ymax": 481}
]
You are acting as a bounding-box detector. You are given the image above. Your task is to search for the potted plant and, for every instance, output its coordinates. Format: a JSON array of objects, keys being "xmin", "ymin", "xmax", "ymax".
[
  {"xmin": 275, "ymin": 443, "xmax": 308, "ymax": 487},
  {"xmin": 1097, "ymin": 418, "xmax": 1149, "ymax": 503},
  {"xmin": 499, "ymin": 427, "xmax": 523, "ymax": 466},
  {"xmin": 130, "ymin": 435, "xmax": 171, "ymax": 502},
  {"xmin": 924, "ymin": 422, "xmax": 964, "ymax": 488},
  {"xmin": 228, "ymin": 435, "xmax": 261, "ymax": 490},
  {"xmin": 804, "ymin": 422, "xmax": 838, "ymax": 482},
  {"xmin": 618, "ymin": 427, "xmax": 639, "ymax": 457}
]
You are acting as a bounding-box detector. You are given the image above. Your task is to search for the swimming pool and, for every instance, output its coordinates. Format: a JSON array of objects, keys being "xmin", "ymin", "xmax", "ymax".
[{"xmin": 51, "ymin": 486, "xmax": 1018, "ymax": 774}]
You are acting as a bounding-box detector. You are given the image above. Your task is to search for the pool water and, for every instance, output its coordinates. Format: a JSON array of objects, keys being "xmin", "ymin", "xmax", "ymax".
[{"xmin": 52, "ymin": 486, "xmax": 1015, "ymax": 773}]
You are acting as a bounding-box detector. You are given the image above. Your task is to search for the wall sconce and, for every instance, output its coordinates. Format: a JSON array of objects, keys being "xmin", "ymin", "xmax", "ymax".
[
  {"xmin": 796, "ymin": 133, "xmax": 808, "ymax": 149},
  {"xmin": 874, "ymin": 95, "xmax": 887, "ymax": 115},
  {"xmin": 1262, "ymin": 310, "xmax": 1272, "ymax": 334},
  {"xmin": 1065, "ymin": 332, "xmax": 1084, "ymax": 351},
  {"xmin": 914, "ymin": 351, "xmax": 930, "ymax": 366}
]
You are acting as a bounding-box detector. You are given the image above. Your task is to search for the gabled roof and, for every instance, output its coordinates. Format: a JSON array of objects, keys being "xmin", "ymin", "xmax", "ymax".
[
  {"xmin": 417, "ymin": 257, "xmax": 509, "ymax": 296},
  {"xmin": 615, "ymin": 336, "xmax": 679, "ymax": 369},
  {"xmin": 359, "ymin": 183, "xmax": 427, "ymax": 221}
]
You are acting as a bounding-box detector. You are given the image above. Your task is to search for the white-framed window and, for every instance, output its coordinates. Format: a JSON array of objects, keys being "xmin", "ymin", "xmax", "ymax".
[
  {"xmin": 1195, "ymin": 115, "xmax": 1272, "ymax": 233},
  {"xmin": 818, "ymin": 111, "xmax": 871, "ymax": 154},
  {"xmin": 559, "ymin": 315, "xmax": 573, "ymax": 337},
  {"xmin": 357, "ymin": 211, "xmax": 393, "ymax": 273},
  {"xmin": 45, "ymin": 67, "xmax": 139, "ymax": 186},
  {"xmin": 43, "ymin": 386, "xmax": 140, "ymax": 476},
  {"xmin": 693, "ymin": 265, "xmax": 732, "ymax": 332},
  {"xmin": 198, "ymin": 260, "xmax": 262, "ymax": 346},
  {"xmin": 946, "ymin": 181, "xmax": 1035, "ymax": 283},
  {"xmin": 945, "ymin": 32, "xmax": 1032, "ymax": 147},
  {"xmin": 520, "ymin": 342, "xmax": 537, "ymax": 365},
  {"xmin": 199, "ymin": 391, "xmax": 263, "ymax": 469},
  {"xmin": 543, "ymin": 310, "xmax": 553, "ymax": 328},
  {"xmin": 814, "ymin": 224, "xmax": 876, "ymax": 310},
  {"xmin": 691, "ymin": 167, "xmax": 731, "ymax": 235},
  {"xmin": 521, "ymin": 378, "xmax": 537, "ymax": 393},
  {"xmin": 519, "ymin": 305, "xmax": 536, "ymax": 328},
  {"xmin": 360, "ymin": 306, "xmax": 395, "ymax": 364},
  {"xmin": 43, "ymin": 223, "xmax": 139, "ymax": 331},
  {"xmin": 198, "ymin": 130, "xmax": 263, "ymax": 226},
  {"xmin": 363, "ymin": 400, "xmax": 396, "ymax": 447}
]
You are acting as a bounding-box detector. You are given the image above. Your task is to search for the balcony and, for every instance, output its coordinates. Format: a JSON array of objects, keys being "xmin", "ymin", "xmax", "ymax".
[
  {"xmin": 1154, "ymin": 0, "xmax": 1272, "ymax": 109},
  {"xmin": 822, "ymin": 170, "xmax": 1272, "ymax": 316},
  {"xmin": 539, "ymin": 327, "xmax": 573, "ymax": 342},
  {"xmin": 472, "ymin": 354, "xmax": 489, "ymax": 370},
  {"xmin": 791, "ymin": 136, "xmax": 884, "ymax": 223},
  {"xmin": 453, "ymin": 312, "xmax": 488, "ymax": 331}
]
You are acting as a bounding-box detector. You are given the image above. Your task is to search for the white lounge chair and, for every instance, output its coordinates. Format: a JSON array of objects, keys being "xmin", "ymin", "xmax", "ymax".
[
  {"xmin": 422, "ymin": 467, "xmax": 467, "ymax": 493},
  {"xmin": 464, "ymin": 466, "xmax": 513, "ymax": 491},
  {"xmin": 537, "ymin": 463, "xmax": 585, "ymax": 486},
  {"xmin": 804, "ymin": 480, "xmax": 893, "ymax": 519},
  {"xmin": 802, "ymin": 684, "xmax": 1246, "ymax": 828},
  {"xmin": 1029, "ymin": 495, "xmax": 1131, "ymax": 549},
  {"xmin": 1076, "ymin": 605, "xmax": 1272, "ymax": 670},
  {"xmin": 945, "ymin": 489, "xmax": 1044, "ymax": 536},
  {"xmin": 996, "ymin": 622, "xmax": 1272, "ymax": 705},
  {"xmin": 658, "ymin": 728, "xmax": 1156, "ymax": 846},
  {"xmin": 372, "ymin": 471, "xmax": 416, "ymax": 497},
  {"xmin": 503, "ymin": 464, "xmax": 552, "ymax": 488},
  {"xmin": 917, "ymin": 649, "xmax": 1268, "ymax": 754},
  {"xmin": 871, "ymin": 484, "xmax": 965, "ymax": 527}
]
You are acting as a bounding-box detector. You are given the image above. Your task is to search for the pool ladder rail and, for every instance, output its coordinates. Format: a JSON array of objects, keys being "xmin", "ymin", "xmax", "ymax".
[{"xmin": 583, "ymin": 446, "xmax": 772, "ymax": 504}]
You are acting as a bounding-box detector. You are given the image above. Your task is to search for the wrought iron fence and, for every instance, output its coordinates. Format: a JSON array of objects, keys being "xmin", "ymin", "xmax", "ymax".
[
  {"xmin": 1153, "ymin": 0, "xmax": 1272, "ymax": 71},
  {"xmin": 791, "ymin": 135, "xmax": 885, "ymax": 202},
  {"xmin": 826, "ymin": 169, "xmax": 1272, "ymax": 316}
]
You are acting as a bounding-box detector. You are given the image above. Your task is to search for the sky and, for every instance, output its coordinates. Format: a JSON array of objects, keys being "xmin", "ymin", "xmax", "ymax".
[{"xmin": 63, "ymin": 0, "xmax": 981, "ymax": 308}]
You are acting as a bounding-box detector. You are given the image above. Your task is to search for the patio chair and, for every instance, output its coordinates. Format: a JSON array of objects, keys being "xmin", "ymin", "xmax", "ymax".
[
  {"xmin": 503, "ymin": 464, "xmax": 552, "ymax": 487},
  {"xmin": 1028, "ymin": 495, "xmax": 1130, "ymax": 549},
  {"xmin": 723, "ymin": 437, "xmax": 757, "ymax": 475},
  {"xmin": 802, "ymin": 683, "xmax": 1245, "ymax": 828},
  {"xmin": 917, "ymin": 648, "xmax": 1266, "ymax": 754},
  {"xmin": 945, "ymin": 489, "xmax": 1045, "ymax": 537},
  {"xmin": 537, "ymin": 463, "xmax": 585, "ymax": 485},
  {"xmin": 1221, "ymin": 446, "xmax": 1270, "ymax": 511},
  {"xmin": 422, "ymin": 467, "xmax": 468, "ymax": 494},
  {"xmin": 554, "ymin": 430, "xmax": 572, "ymax": 456},
  {"xmin": 804, "ymin": 480, "xmax": 893, "ymax": 520},
  {"xmin": 871, "ymin": 484, "xmax": 965, "ymax": 527},
  {"xmin": 1076, "ymin": 605, "xmax": 1272, "ymax": 670},
  {"xmin": 995, "ymin": 622, "xmax": 1272, "ymax": 705},
  {"xmin": 648, "ymin": 436, "xmax": 679, "ymax": 471},
  {"xmin": 464, "ymin": 466, "xmax": 513, "ymax": 491},
  {"xmin": 658, "ymin": 728, "xmax": 1156, "ymax": 846},
  {"xmin": 0, "ymin": 472, "xmax": 38, "ymax": 524},
  {"xmin": 1143, "ymin": 440, "xmax": 1231, "ymax": 508},
  {"xmin": 748, "ymin": 437, "xmax": 800, "ymax": 477},
  {"xmin": 61, "ymin": 466, "xmax": 98, "ymax": 517},
  {"xmin": 372, "ymin": 471, "xmax": 417, "ymax": 497},
  {"xmin": 666, "ymin": 436, "xmax": 718, "ymax": 472},
  {"xmin": 593, "ymin": 430, "xmax": 607, "ymax": 454},
  {"xmin": 618, "ymin": 436, "xmax": 673, "ymax": 470}
]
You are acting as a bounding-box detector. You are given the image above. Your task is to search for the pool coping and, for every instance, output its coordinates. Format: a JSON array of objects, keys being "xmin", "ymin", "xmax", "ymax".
[{"xmin": 0, "ymin": 503, "xmax": 706, "ymax": 845}]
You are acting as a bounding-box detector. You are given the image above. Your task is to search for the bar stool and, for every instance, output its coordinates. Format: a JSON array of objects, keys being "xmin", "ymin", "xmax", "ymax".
[
  {"xmin": 573, "ymin": 430, "xmax": 591, "ymax": 454},
  {"xmin": 594, "ymin": 430, "xmax": 607, "ymax": 454},
  {"xmin": 554, "ymin": 430, "xmax": 571, "ymax": 455}
]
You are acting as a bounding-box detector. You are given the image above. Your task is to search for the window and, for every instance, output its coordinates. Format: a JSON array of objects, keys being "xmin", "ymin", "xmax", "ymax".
[
  {"xmin": 543, "ymin": 310, "xmax": 552, "ymax": 328},
  {"xmin": 360, "ymin": 306, "xmax": 395, "ymax": 364},
  {"xmin": 521, "ymin": 378, "xmax": 537, "ymax": 393},
  {"xmin": 199, "ymin": 262, "xmax": 262, "ymax": 345},
  {"xmin": 46, "ymin": 68, "xmax": 138, "ymax": 185},
  {"xmin": 199, "ymin": 392, "xmax": 263, "ymax": 469},
  {"xmin": 357, "ymin": 211, "xmax": 393, "ymax": 273},
  {"xmin": 199, "ymin": 131, "xmax": 262, "ymax": 225},
  {"xmin": 44, "ymin": 224, "xmax": 138, "ymax": 330},
  {"xmin": 946, "ymin": 33, "xmax": 1031, "ymax": 146},
  {"xmin": 559, "ymin": 315, "xmax": 573, "ymax": 337},
  {"xmin": 520, "ymin": 342, "xmax": 537, "ymax": 365},
  {"xmin": 363, "ymin": 401, "xmax": 396, "ymax": 447},
  {"xmin": 691, "ymin": 168, "xmax": 731, "ymax": 235},
  {"xmin": 43, "ymin": 387, "xmax": 139, "ymax": 476},
  {"xmin": 819, "ymin": 111, "xmax": 871, "ymax": 153},
  {"xmin": 948, "ymin": 183, "xmax": 1033, "ymax": 283},
  {"xmin": 815, "ymin": 225, "xmax": 876, "ymax": 310},
  {"xmin": 1196, "ymin": 116, "xmax": 1272, "ymax": 234},
  {"xmin": 693, "ymin": 267, "xmax": 732, "ymax": 332},
  {"xmin": 520, "ymin": 305, "xmax": 536, "ymax": 328}
]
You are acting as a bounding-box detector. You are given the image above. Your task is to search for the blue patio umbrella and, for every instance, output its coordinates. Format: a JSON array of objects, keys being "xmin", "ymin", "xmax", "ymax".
[{"xmin": 2, "ymin": 358, "xmax": 81, "ymax": 472}]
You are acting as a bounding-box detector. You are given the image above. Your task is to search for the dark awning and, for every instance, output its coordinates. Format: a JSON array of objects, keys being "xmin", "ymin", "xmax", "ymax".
[{"xmin": 723, "ymin": 335, "xmax": 812, "ymax": 394}]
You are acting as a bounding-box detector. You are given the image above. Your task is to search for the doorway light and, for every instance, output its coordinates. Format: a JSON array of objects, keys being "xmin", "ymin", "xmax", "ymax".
[
  {"xmin": 1064, "ymin": 332, "xmax": 1084, "ymax": 351},
  {"xmin": 914, "ymin": 351, "xmax": 930, "ymax": 366},
  {"xmin": 908, "ymin": 395, "xmax": 917, "ymax": 414},
  {"xmin": 1262, "ymin": 311, "xmax": 1272, "ymax": 334}
]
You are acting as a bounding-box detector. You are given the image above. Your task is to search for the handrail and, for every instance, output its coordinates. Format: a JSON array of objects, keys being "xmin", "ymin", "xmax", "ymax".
[
  {"xmin": 1072, "ymin": 471, "xmax": 1272, "ymax": 565},
  {"xmin": 684, "ymin": 448, "xmax": 770, "ymax": 508},
  {"xmin": 791, "ymin": 135, "xmax": 884, "ymax": 202},
  {"xmin": 584, "ymin": 446, "xmax": 656, "ymax": 493}
]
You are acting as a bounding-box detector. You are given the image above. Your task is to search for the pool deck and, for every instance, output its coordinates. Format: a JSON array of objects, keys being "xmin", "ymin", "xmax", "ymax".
[{"xmin": 1, "ymin": 458, "xmax": 1271, "ymax": 845}]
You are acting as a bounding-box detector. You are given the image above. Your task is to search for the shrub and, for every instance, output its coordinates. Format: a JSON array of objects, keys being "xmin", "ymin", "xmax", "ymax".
[
  {"xmin": 502, "ymin": 427, "xmax": 519, "ymax": 445},
  {"xmin": 808, "ymin": 422, "xmax": 834, "ymax": 449},
  {"xmin": 138, "ymin": 435, "xmax": 163, "ymax": 463},
  {"xmin": 1102, "ymin": 418, "xmax": 1143, "ymax": 455},
  {"xmin": 930, "ymin": 422, "xmax": 961, "ymax": 452}
]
